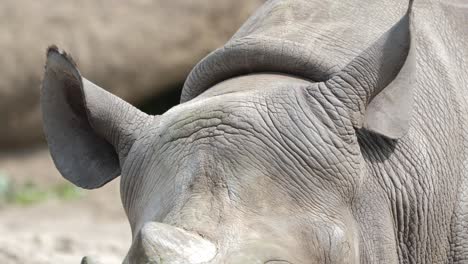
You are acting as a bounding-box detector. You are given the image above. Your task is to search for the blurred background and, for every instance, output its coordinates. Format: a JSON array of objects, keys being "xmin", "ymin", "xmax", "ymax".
[{"xmin": 0, "ymin": 1, "xmax": 263, "ymax": 263}]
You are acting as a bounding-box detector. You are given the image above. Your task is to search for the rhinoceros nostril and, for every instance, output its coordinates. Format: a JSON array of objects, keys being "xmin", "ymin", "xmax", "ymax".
[{"xmin": 127, "ymin": 222, "xmax": 217, "ymax": 264}]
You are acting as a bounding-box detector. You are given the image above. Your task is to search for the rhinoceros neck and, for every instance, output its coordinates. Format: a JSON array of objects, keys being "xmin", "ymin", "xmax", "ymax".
[
  {"xmin": 180, "ymin": 36, "xmax": 331, "ymax": 103},
  {"xmin": 191, "ymin": 73, "xmax": 313, "ymax": 100},
  {"xmin": 180, "ymin": 0, "xmax": 407, "ymax": 103}
]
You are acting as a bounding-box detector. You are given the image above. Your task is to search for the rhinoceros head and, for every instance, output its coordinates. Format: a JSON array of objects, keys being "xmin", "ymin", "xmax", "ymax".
[{"xmin": 42, "ymin": 0, "xmax": 415, "ymax": 263}]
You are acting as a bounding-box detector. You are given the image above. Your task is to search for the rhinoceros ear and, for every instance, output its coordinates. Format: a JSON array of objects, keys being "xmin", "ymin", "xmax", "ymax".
[
  {"xmin": 362, "ymin": 40, "xmax": 415, "ymax": 139},
  {"xmin": 328, "ymin": 1, "xmax": 414, "ymax": 139},
  {"xmin": 41, "ymin": 46, "xmax": 150, "ymax": 189},
  {"xmin": 362, "ymin": 4, "xmax": 415, "ymax": 139}
]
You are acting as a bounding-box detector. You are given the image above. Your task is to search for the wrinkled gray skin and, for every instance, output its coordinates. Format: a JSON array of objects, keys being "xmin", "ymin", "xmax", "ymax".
[{"xmin": 41, "ymin": 0, "xmax": 468, "ymax": 263}]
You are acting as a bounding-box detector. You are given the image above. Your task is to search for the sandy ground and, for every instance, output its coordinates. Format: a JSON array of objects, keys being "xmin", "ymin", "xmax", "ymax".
[{"xmin": 0, "ymin": 147, "xmax": 131, "ymax": 264}]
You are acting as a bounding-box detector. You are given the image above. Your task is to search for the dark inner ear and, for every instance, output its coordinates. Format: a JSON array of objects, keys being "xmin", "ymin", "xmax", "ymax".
[
  {"xmin": 41, "ymin": 49, "xmax": 121, "ymax": 189},
  {"xmin": 64, "ymin": 77, "xmax": 87, "ymax": 118}
]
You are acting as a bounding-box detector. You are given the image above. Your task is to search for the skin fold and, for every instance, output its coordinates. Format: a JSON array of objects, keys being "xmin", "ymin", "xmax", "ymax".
[{"xmin": 41, "ymin": 0, "xmax": 468, "ymax": 263}]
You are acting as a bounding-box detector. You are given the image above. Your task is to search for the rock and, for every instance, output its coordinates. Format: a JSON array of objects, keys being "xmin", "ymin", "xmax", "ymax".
[{"xmin": 0, "ymin": 0, "xmax": 263, "ymax": 148}]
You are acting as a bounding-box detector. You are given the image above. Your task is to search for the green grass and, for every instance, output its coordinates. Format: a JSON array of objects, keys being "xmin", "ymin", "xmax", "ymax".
[{"xmin": 0, "ymin": 172, "xmax": 83, "ymax": 206}]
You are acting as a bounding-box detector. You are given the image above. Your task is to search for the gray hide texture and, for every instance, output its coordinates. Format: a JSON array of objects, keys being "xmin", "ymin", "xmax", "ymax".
[
  {"xmin": 182, "ymin": 0, "xmax": 415, "ymax": 139},
  {"xmin": 41, "ymin": 0, "xmax": 468, "ymax": 263}
]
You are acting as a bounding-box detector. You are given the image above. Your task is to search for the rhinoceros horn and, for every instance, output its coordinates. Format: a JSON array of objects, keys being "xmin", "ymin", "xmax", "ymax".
[
  {"xmin": 80, "ymin": 256, "xmax": 103, "ymax": 264},
  {"xmin": 124, "ymin": 222, "xmax": 217, "ymax": 264}
]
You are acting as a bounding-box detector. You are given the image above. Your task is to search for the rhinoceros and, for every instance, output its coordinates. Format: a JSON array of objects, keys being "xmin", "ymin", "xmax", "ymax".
[{"xmin": 41, "ymin": 0, "xmax": 468, "ymax": 263}]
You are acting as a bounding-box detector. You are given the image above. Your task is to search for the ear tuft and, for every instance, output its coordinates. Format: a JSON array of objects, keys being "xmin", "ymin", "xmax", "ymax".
[{"xmin": 46, "ymin": 45, "xmax": 78, "ymax": 68}]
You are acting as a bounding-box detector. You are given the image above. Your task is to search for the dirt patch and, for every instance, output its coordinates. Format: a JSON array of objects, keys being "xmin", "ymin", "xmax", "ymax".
[{"xmin": 0, "ymin": 148, "xmax": 131, "ymax": 264}]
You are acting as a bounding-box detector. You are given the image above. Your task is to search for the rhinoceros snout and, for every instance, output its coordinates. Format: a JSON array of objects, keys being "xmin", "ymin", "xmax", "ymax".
[{"xmin": 124, "ymin": 222, "xmax": 217, "ymax": 264}]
